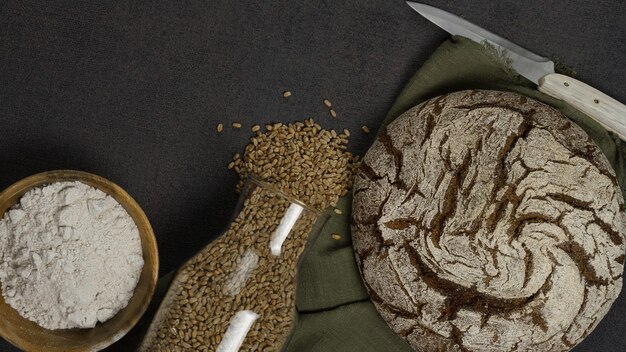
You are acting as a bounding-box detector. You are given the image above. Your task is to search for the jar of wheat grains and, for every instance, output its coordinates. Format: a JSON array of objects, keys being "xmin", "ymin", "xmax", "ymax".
[{"xmin": 140, "ymin": 176, "xmax": 329, "ymax": 352}]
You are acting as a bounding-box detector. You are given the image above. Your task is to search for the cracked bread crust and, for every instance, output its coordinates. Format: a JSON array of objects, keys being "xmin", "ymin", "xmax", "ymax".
[{"xmin": 352, "ymin": 90, "xmax": 626, "ymax": 352}]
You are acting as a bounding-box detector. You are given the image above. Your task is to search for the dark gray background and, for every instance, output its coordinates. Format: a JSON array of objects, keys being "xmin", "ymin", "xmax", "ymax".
[{"xmin": 0, "ymin": 0, "xmax": 624, "ymax": 351}]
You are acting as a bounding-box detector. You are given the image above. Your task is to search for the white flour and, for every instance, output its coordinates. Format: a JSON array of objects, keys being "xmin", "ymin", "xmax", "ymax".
[{"xmin": 0, "ymin": 181, "xmax": 144, "ymax": 330}]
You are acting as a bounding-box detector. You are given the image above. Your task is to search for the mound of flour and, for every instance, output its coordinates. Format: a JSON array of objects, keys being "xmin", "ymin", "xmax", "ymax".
[{"xmin": 0, "ymin": 181, "xmax": 144, "ymax": 330}]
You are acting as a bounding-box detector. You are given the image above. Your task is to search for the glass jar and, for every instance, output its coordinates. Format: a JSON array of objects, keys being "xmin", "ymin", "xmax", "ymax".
[{"xmin": 140, "ymin": 176, "xmax": 328, "ymax": 352}]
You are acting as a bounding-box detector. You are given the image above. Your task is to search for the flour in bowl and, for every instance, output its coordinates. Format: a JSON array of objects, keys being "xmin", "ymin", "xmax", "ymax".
[{"xmin": 0, "ymin": 181, "xmax": 144, "ymax": 330}]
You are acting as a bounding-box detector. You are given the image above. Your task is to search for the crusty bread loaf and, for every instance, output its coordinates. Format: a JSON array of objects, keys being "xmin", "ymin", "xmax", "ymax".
[{"xmin": 352, "ymin": 90, "xmax": 625, "ymax": 352}]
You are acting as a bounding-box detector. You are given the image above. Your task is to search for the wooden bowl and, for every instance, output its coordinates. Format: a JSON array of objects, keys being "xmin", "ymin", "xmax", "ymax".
[{"xmin": 0, "ymin": 170, "xmax": 159, "ymax": 352}]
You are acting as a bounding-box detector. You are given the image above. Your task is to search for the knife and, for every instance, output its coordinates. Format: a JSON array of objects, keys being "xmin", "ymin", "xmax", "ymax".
[{"xmin": 406, "ymin": 1, "xmax": 626, "ymax": 140}]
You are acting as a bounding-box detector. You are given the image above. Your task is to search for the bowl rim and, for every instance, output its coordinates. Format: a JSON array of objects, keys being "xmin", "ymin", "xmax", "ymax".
[{"xmin": 0, "ymin": 169, "xmax": 159, "ymax": 352}]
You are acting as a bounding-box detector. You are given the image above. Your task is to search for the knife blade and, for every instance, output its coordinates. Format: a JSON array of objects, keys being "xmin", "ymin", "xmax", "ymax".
[{"xmin": 406, "ymin": 1, "xmax": 626, "ymax": 140}]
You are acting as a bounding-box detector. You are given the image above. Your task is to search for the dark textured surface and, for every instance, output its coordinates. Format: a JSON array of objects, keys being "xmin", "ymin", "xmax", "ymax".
[{"xmin": 0, "ymin": 1, "xmax": 624, "ymax": 351}]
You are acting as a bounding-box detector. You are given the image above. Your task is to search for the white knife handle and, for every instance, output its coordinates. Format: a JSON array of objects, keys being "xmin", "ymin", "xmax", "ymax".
[{"xmin": 538, "ymin": 73, "xmax": 626, "ymax": 140}]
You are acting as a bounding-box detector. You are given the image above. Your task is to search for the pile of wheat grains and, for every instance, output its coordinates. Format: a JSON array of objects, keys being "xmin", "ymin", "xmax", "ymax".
[
  {"xmin": 230, "ymin": 119, "xmax": 359, "ymax": 209},
  {"xmin": 141, "ymin": 118, "xmax": 359, "ymax": 351}
]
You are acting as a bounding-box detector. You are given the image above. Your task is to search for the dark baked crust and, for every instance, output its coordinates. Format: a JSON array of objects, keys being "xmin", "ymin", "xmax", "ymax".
[{"xmin": 352, "ymin": 90, "xmax": 625, "ymax": 352}]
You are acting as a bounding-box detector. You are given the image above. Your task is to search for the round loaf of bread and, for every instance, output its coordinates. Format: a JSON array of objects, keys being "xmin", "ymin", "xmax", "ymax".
[{"xmin": 352, "ymin": 90, "xmax": 625, "ymax": 351}]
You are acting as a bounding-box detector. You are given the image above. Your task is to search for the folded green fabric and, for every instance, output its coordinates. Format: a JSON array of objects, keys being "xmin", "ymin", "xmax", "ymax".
[
  {"xmin": 295, "ymin": 196, "xmax": 370, "ymax": 312},
  {"xmin": 284, "ymin": 36, "xmax": 626, "ymax": 351},
  {"xmin": 133, "ymin": 36, "xmax": 624, "ymax": 352}
]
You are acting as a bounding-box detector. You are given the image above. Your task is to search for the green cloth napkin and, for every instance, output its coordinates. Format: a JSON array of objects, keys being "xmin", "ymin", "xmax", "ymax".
[
  {"xmin": 133, "ymin": 36, "xmax": 624, "ymax": 352},
  {"xmin": 283, "ymin": 35, "xmax": 626, "ymax": 351}
]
